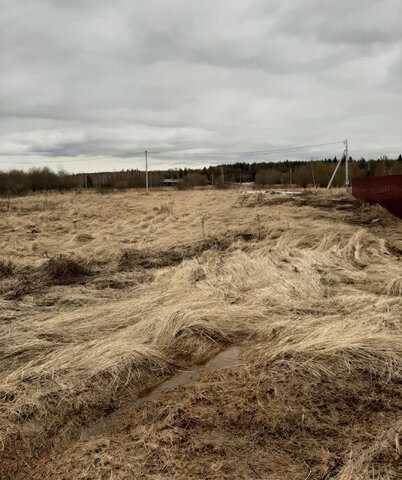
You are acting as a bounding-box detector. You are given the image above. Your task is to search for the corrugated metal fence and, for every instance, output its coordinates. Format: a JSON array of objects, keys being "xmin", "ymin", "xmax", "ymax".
[{"xmin": 352, "ymin": 175, "xmax": 402, "ymax": 218}]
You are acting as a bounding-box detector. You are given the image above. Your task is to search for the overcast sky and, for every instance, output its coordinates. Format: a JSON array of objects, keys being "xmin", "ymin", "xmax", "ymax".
[{"xmin": 1, "ymin": 0, "xmax": 401, "ymax": 172}]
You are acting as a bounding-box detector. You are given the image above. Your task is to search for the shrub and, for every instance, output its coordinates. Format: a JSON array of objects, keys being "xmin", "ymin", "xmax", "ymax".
[{"xmin": 178, "ymin": 173, "xmax": 208, "ymax": 190}]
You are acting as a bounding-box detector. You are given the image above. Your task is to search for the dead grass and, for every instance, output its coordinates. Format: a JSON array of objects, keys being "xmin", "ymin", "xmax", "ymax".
[
  {"xmin": 0, "ymin": 259, "xmax": 13, "ymax": 278},
  {"xmin": 44, "ymin": 255, "xmax": 93, "ymax": 284},
  {"xmin": 0, "ymin": 188, "xmax": 401, "ymax": 479},
  {"xmin": 29, "ymin": 355, "xmax": 401, "ymax": 480},
  {"xmin": 2, "ymin": 255, "xmax": 93, "ymax": 299}
]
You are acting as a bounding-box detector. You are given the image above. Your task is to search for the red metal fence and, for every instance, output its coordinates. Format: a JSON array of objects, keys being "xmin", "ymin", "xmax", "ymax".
[{"xmin": 352, "ymin": 175, "xmax": 402, "ymax": 218}]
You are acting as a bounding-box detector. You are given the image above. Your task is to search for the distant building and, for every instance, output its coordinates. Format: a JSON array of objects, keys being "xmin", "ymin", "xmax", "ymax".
[{"xmin": 163, "ymin": 178, "xmax": 181, "ymax": 186}]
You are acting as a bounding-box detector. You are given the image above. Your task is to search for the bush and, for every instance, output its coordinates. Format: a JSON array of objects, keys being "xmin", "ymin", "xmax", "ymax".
[
  {"xmin": 178, "ymin": 173, "xmax": 208, "ymax": 190},
  {"xmin": 255, "ymin": 169, "xmax": 283, "ymax": 185}
]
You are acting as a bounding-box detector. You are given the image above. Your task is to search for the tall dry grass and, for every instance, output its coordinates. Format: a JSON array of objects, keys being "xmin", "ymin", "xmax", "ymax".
[{"xmin": 0, "ymin": 188, "xmax": 401, "ymax": 478}]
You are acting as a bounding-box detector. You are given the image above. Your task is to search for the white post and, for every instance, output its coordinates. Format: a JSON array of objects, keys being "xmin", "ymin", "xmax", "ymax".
[
  {"xmin": 145, "ymin": 150, "xmax": 149, "ymax": 192},
  {"xmin": 345, "ymin": 139, "xmax": 349, "ymax": 188},
  {"xmin": 311, "ymin": 161, "xmax": 316, "ymax": 188},
  {"xmin": 327, "ymin": 154, "xmax": 344, "ymax": 189}
]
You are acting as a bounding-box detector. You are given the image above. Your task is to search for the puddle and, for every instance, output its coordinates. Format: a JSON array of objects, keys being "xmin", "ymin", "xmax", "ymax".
[{"xmin": 84, "ymin": 345, "xmax": 243, "ymax": 437}]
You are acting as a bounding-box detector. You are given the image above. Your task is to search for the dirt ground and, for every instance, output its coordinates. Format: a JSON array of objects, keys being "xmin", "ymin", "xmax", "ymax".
[{"xmin": 0, "ymin": 188, "xmax": 401, "ymax": 479}]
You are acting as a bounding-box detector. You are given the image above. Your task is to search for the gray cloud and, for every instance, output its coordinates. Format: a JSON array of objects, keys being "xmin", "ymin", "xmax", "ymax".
[{"xmin": 0, "ymin": 0, "xmax": 401, "ymax": 172}]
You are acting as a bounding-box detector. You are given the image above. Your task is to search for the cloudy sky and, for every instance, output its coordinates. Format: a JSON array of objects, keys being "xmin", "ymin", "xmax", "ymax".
[{"xmin": 1, "ymin": 0, "xmax": 401, "ymax": 172}]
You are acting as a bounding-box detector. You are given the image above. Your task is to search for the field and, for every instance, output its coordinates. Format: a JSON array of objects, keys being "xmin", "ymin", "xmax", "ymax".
[{"xmin": 0, "ymin": 188, "xmax": 401, "ymax": 480}]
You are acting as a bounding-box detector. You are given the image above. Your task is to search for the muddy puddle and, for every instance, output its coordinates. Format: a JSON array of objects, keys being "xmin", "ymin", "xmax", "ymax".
[{"xmin": 84, "ymin": 345, "xmax": 243, "ymax": 437}]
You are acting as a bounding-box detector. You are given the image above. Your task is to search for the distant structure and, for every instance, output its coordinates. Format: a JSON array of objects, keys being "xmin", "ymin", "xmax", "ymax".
[{"xmin": 163, "ymin": 178, "xmax": 181, "ymax": 187}]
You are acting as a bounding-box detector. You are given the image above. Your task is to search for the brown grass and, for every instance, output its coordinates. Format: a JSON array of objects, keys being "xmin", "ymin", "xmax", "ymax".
[
  {"xmin": 0, "ymin": 260, "xmax": 13, "ymax": 278},
  {"xmin": 0, "ymin": 188, "xmax": 401, "ymax": 479}
]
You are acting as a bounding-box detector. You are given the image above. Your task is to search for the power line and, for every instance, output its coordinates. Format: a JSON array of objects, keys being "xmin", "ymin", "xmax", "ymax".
[
  {"xmin": 0, "ymin": 153, "xmax": 146, "ymax": 165},
  {"xmin": 0, "ymin": 140, "xmax": 346, "ymax": 167},
  {"xmin": 149, "ymin": 141, "xmax": 344, "ymax": 157}
]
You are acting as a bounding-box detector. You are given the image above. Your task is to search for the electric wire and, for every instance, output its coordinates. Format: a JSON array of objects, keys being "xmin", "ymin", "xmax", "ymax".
[{"xmin": 149, "ymin": 141, "xmax": 344, "ymax": 157}]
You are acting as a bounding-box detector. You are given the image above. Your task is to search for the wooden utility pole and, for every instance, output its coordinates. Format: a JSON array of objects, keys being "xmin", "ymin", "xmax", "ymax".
[{"xmin": 221, "ymin": 166, "xmax": 224, "ymax": 186}]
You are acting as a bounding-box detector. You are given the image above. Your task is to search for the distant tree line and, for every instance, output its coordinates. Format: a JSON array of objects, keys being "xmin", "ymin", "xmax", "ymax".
[
  {"xmin": 200, "ymin": 156, "xmax": 402, "ymax": 187},
  {"xmin": 1, "ymin": 156, "xmax": 401, "ymax": 197},
  {"xmin": 0, "ymin": 168, "xmax": 76, "ymax": 197}
]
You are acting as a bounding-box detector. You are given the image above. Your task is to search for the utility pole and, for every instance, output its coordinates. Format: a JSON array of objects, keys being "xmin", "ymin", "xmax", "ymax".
[
  {"xmin": 327, "ymin": 140, "xmax": 349, "ymax": 190},
  {"xmin": 345, "ymin": 139, "xmax": 349, "ymax": 188},
  {"xmin": 327, "ymin": 154, "xmax": 344, "ymax": 189},
  {"xmin": 221, "ymin": 166, "xmax": 224, "ymax": 186},
  {"xmin": 311, "ymin": 161, "xmax": 316, "ymax": 188},
  {"xmin": 289, "ymin": 167, "xmax": 292, "ymax": 185},
  {"xmin": 145, "ymin": 150, "xmax": 149, "ymax": 192}
]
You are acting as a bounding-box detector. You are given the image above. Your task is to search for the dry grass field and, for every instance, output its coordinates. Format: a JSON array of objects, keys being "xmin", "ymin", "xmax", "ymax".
[{"xmin": 0, "ymin": 188, "xmax": 401, "ymax": 479}]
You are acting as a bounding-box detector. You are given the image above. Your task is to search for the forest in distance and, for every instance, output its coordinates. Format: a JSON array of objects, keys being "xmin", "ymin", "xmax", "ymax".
[{"xmin": 1, "ymin": 155, "xmax": 401, "ymax": 195}]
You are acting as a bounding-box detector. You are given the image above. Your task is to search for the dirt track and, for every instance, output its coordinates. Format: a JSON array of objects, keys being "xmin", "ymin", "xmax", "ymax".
[{"xmin": 0, "ymin": 189, "xmax": 401, "ymax": 479}]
